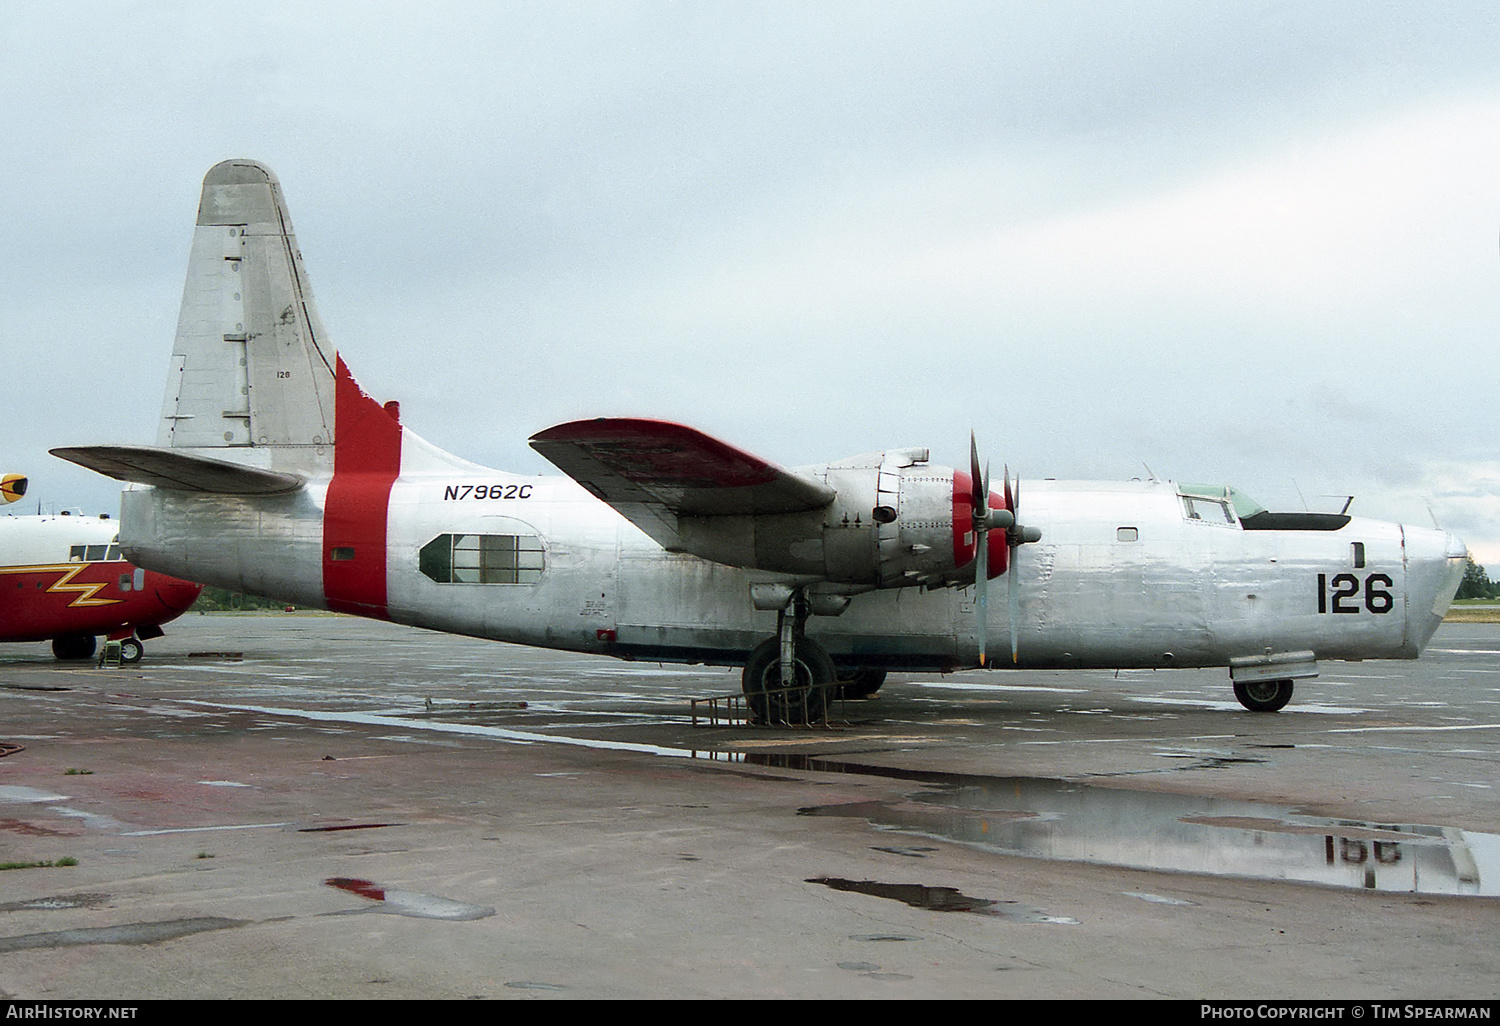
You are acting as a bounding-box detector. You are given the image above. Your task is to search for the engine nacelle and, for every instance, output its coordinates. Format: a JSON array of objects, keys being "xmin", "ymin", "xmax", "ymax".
[{"xmin": 675, "ymin": 447, "xmax": 1007, "ymax": 589}]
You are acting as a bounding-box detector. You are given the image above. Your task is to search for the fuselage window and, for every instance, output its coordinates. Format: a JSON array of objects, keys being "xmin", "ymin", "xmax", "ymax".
[
  {"xmin": 420, "ymin": 533, "xmax": 544, "ymax": 585},
  {"xmin": 1117, "ymin": 527, "xmax": 1139, "ymax": 542}
]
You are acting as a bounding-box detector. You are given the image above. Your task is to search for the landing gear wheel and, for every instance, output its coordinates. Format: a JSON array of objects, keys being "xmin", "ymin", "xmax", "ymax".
[
  {"xmin": 118, "ymin": 638, "xmax": 144, "ymax": 664},
  {"xmin": 52, "ymin": 634, "xmax": 97, "ymax": 661},
  {"xmin": 836, "ymin": 668, "xmax": 887, "ymax": 700},
  {"xmin": 1234, "ymin": 679, "xmax": 1293, "ymax": 712},
  {"xmin": 742, "ymin": 636, "xmax": 835, "ymax": 725}
]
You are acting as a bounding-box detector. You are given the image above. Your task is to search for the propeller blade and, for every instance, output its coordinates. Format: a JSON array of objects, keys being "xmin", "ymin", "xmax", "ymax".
[
  {"xmin": 976, "ymin": 514, "xmax": 988, "ymax": 667},
  {"xmin": 970, "ymin": 434, "xmax": 990, "ymax": 666},
  {"xmin": 969, "ymin": 433, "xmax": 987, "ymax": 522},
  {"xmin": 1009, "ymin": 547, "xmax": 1020, "ymax": 663}
]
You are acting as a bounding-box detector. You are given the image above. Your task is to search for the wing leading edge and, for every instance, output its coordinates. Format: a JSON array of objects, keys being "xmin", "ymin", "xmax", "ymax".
[{"xmin": 529, "ymin": 418, "xmax": 834, "ymax": 551}]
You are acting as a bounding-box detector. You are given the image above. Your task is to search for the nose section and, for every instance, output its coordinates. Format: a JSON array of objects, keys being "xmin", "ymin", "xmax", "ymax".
[
  {"xmin": 1403, "ymin": 524, "xmax": 1468, "ymax": 651},
  {"xmin": 149, "ymin": 572, "xmax": 204, "ymax": 617}
]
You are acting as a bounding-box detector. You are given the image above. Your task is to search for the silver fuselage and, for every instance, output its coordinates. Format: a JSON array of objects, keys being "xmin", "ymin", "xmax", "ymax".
[{"xmin": 119, "ymin": 452, "xmax": 1466, "ymax": 674}]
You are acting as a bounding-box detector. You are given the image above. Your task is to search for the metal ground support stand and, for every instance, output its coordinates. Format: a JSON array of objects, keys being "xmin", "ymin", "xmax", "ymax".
[{"xmin": 97, "ymin": 639, "xmax": 122, "ymax": 668}]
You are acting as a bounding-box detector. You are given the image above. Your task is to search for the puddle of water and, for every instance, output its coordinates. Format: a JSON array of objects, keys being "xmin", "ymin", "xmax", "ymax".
[
  {"xmin": 1124, "ymin": 891, "xmax": 1199, "ymax": 906},
  {"xmin": 790, "ymin": 759, "xmax": 1500, "ymax": 896},
  {"xmin": 810, "ymin": 877, "xmax": 999, "ymax": 913},
  {"xmin": 0, "ymin": 892, "xmax": 111, "ymax": 913},
  {"xmin": 0, "ymin": 917, "xmax": 243, "ymax": 953},
  {"xmin": 872, "ymin": 845, "xmax": 939, "ymax": 858},
  {"xmin": 809, "ymin": 877, "xmax": 1078, "ymax": 923},
  {"xmin": 0, "ymin": 786, "xmax": 71, "ymax": 804},
  {"xmin": 324, "ymin": 877, "xmax": 495, "ymax": 920}
]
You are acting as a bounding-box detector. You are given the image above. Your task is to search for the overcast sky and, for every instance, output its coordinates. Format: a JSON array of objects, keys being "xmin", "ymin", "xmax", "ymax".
[{"xmin": 6, "ymin": 2, "xmax": 1500, "ymax": 563}]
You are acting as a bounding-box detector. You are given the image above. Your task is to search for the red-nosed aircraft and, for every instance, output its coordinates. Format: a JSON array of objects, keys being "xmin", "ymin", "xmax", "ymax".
[
  {"xmin": 0, "ymin": 476, "xmax": 202, "ymax": 662},
  {"xmin": 54, "ymin": 161, "xmax": 1468, "ymax": 718}
]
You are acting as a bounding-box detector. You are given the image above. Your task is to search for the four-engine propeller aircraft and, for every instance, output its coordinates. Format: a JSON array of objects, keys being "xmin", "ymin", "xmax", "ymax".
[
  {"xmin": 0, "ymin": 475, "xmax": 202, "ymax": 662},
  {"xmin": 55, "ymin": 160, "xmax": 1468, "ymax": 719}
]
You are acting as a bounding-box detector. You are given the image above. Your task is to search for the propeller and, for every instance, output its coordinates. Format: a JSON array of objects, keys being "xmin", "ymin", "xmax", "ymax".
[
  {"xmin": 1002, "ymin": 468, "xmax": 1043, "ymax": 662},
  {"xmin": 969, "ymin": 434, "xmax": 1010, "ymax": 667},
  {"xmin": 968, "ymin": 435, "xmax": 1040, "ymax": 666}
]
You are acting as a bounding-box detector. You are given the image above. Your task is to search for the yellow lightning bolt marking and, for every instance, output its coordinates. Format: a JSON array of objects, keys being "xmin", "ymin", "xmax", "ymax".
[{"xmin": 0, "ymin": 564, "xmax": 123, "ymax": 608}]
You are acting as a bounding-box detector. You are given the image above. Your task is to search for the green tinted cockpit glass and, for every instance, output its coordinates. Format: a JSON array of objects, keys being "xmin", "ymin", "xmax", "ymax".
[{"xmin": 1177, "ymin": 484, "xmax": 1267, "ymax": 523}]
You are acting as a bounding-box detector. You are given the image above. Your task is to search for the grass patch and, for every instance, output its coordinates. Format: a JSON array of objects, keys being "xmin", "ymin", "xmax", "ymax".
[
  {"xmin": 0, "ymin": 857, "xmax": 77, "ymax": 871},
  {"xmin": 1444, "ymin": 607, "xmax": 1500, "ymax": 623},
  {"xmin": 64, "ymin": 768, "xmax": 92, "ymax": 775}
]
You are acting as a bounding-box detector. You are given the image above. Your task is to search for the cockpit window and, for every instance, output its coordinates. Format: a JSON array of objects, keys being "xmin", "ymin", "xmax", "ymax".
[
  {"xmin": 1181, "ymin": 494, "xmax": 1234, "ymax": 524},
  {"xmin": 1178, "ymin": 483, "xmax": 1350, "ymax": 532},
  {"xmin": 1180, "ymin": 483, "xmax": 1267, "ymax": 521},
  {"xmin": 1178, "ymin": 484, "xmax": 1240, "ymax": 525}
]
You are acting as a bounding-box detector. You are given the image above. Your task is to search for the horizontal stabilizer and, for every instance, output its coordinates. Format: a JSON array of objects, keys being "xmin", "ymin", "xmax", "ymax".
[
  {"xmin": 530, "ymin": 418, "xmax": 833, "ymax": 548},
  {"xmin": 51, "ymin": 445, "xmax": 305, "ymax": 495}
]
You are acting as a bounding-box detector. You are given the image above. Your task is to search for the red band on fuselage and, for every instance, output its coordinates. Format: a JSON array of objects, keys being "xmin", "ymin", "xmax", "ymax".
[{"xmin": 322, "ymin": 355, "xmax": 402, "ymax": 618}]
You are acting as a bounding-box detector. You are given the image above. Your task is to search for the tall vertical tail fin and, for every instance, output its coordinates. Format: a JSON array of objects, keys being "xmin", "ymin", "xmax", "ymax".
[{"xmin": 161, "ymin": 160, "xmax": 336, "ymax": 470}]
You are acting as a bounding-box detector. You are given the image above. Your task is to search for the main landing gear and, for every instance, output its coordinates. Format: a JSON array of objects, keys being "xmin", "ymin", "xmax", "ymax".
[
  {"xmin": 52, "ymin": 634, "xmax": 97, "ymax": 661},
  {"xmin": 1233, "ymin": 678, "xmax": 1294, "ymax": 712},
  {"xmin": 741, "ymin": 590, "xmax": 836, "ymax": 725},
  {"xmin": 51, "ymin": 634, "xmax": 145, "ymax": 664}
]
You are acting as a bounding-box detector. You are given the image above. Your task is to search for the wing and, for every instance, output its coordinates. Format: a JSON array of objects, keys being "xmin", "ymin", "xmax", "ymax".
[{"xmin": 529, "ymin": 418, "xmax": 834, "ymax": 550}]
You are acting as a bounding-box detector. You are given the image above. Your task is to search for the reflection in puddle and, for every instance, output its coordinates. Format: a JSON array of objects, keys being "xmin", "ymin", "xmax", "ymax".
[
  {"xmin": 808, "ymin": 877, "xmax": 1078, "ymax": 923},
  {"xmin": 324, "ymin": 877, "xmax": 495, "ymax": 920},
  {"xmin": 789, "ymin": 761, "xmax": 1500, "ymax": 896},
  {"xmin": 811, "ymin": 877, "xmax": 997, "ymax": 913}
]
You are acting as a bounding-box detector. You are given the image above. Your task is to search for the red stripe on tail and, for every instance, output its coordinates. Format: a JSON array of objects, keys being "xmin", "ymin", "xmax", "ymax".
[{"xmin": 322, "ymin": 355, "xmax": 402, "ymax": 618}]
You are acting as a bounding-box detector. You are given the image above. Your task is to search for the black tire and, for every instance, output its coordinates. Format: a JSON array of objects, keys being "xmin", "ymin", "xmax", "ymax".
[
  {"xmin": 52, "ymin": 634, "xmax": 97, "ymax": 661},
  {"xmin": 119, "ymin": 638, "xmax": 144, "ymax": 664},
  {"xmin": 1234, "ymin": 679, "xmax": 1293, "ymax": 712},
  {"xmin": 742, "ymin": 636, "xmax": 835, "ymax": 724},
  {"xmin": 836, "ymin": 668, "xmax": 887, "ymax": 700}
]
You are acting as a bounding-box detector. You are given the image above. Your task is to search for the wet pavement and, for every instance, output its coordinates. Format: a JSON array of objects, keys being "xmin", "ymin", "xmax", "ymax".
[{"xmin": 1, "ymin": 613, "xmax": 1497, "ymax": 999}]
